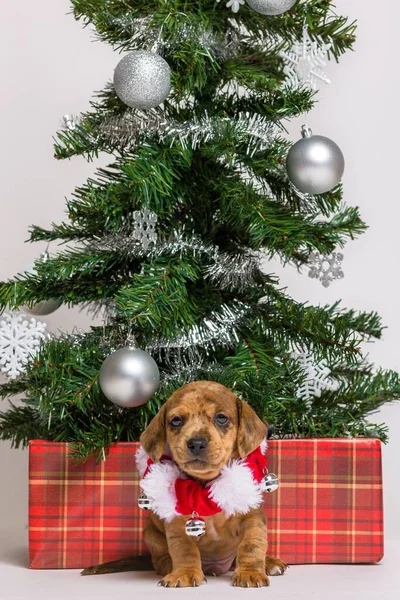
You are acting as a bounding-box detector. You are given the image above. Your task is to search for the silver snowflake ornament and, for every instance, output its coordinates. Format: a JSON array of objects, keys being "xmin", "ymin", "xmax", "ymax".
[
  {"xmin": 280, "ymin": 26, "xmax": 331, "ymax": 90},
  {"xmin": 0, "ymin": 311, "xmax": 47, "ymax": 380},
  {"xmin": 292, "ymin": 350, "xmax": 338, "ymax": 403},
  {"xmin": 308, "ymin": 251, "xmax": 344, "ymax": 288},
  {"xmin": 132, "ymin": 208, "xmax": 158, "ymax": 250},
  {"xmin": 216, "ymin": 0, "xmax": 245, "ymax": 13}
]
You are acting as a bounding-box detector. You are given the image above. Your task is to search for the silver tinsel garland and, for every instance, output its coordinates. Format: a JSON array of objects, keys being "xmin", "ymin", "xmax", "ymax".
[
  {"xmin": 98, "ymin": 108, "xmax": 167, "ymax": 151},
  {"xmin": 98, "ymin": 14, "xmax": 156, "ymax": 46},
  {"xmin": 149, "ymin": 301, "xmax": 251, "ymax": 353},
  {"xmin": 203, "ymin": 251, "xmax": 262, "ymax": 293},
  {"xmin": 158, "ymin": 347, "xmax": 208, "ymax": 384},
  {"xmin": 98, "ymin": 10, "xmax": 242, "ymax": 60},
  {"xmin": 90, "ymin": 230, "xmax": 217, "ymax": 261},
  {"xmin": 95, "ymin": 300, "xmax": 251, "ymax": 358},
  {"xmin": 62, "ymin": 83, "xmax": 277, "ymax": 158},
  {"xmin": 96, "ymin": 108, "xmax": 276, "ymax": 158},
  {"xmin": 161, "ymin": 111, "xmax": 276, "ymax": 155},
  {"xmin": 92, "ymin": 2, "xmax": 292, "ymax": 63},
  {"xmin": 89, "ymin": 230, "xmax": 264, "ymax": 294},
  {"xmin": 61, "ymin": 114, "xmax": 81, "ymax": 130}
]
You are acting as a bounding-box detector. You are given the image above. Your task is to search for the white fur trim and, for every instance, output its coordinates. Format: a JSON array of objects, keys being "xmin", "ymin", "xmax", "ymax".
[
  {"xmin": 135, "ymin": 445, "xmax": 149, "ymax": 477},
  {"xmin": 135, "ymin": 444, "xmax": 172, "ymax": 478},
  {"xmin": 136, "ymin": 440, "xmax": 267, "ymax": 521},
  {"xmin": 208, "ymin": 459, "xmax": 263, "ymax": 517},
  {"xmin": 140, "ymin": 460, "xmax": 180, "ymax": 523},
  {"xmin": 260, "ymin": 438, "xmax": 268, "ymax": 455}
]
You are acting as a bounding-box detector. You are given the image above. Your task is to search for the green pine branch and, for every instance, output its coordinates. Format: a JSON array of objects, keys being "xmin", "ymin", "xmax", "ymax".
[
  {"xmin": 70, "ymin": 1, "xmax": 355, "ymax": 60},
  {"xmin": 2, "ymin": 1, "xmax": 398, "ymax": 466}
]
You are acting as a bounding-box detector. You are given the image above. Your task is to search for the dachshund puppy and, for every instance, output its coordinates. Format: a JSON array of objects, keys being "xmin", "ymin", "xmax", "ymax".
[{"xmin": 82, "ymin": 381, "xmax": 287, "ymax": 587}]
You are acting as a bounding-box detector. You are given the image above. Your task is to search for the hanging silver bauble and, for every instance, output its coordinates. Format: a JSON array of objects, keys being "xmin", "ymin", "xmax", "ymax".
[
  {"xmin": 286, "ymin": 126, "xmax": 345, "ymax": 194},
  {"xmin": 113, "ymin": 51, "xmax": 171, "ymax": 110},
  {"xmin": 260, "ymin": 472, "xmax": 280, "ymax": 493},
  {"xmin": 185, "ymin": 516, "xmax": 206, "ymax": 537},
  {"xmin": 246, "ymin": 0, "xmax": 297, "ymax": 16},
  {"xmin": 20, "ymin": 250, "xmax": 61, "ymax": 316},
  {"xmin": 99, "ymin": 347, "xmax": 160, "ymax": 408},
  {"xmin": 22, "ymin": 298, "xmax": 62, "ymax": 316}
]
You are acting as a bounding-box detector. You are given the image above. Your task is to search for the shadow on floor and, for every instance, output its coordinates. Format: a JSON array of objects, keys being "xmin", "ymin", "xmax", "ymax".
[{"xmin": 0, "ymin": 544, "xmax": 29, "ymax": 568}]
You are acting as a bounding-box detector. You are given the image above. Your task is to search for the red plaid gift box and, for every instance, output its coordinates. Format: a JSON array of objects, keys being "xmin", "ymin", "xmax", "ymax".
[{"xmin": 29, "ymin": 438, "xmax": 383, "ymax": 569}]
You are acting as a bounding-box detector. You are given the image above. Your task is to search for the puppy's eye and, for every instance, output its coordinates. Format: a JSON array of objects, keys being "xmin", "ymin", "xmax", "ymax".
[
  {"xmin": 215, "ymin": 414, "xmax": 229, "ymax": 426},
  {"xmin": 170, "ymin": 416, "xmax": 183, "ymax": 428}
]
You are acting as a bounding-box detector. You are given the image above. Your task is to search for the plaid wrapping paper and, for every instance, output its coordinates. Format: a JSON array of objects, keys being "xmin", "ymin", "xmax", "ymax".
[{"xmin": 29, "ymin": 438, "xmax": 383, "ymax": 569}]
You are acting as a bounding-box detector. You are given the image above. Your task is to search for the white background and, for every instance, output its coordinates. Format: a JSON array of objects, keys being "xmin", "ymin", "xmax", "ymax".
[{"xmin": 0, "ymin": 0, "xmax": 399, "ymax": 562}]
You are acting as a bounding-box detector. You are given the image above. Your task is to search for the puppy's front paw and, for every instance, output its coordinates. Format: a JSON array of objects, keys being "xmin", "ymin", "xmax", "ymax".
[
  {"xmin": 265, "ymin": 556, "xmax": 288, "ymax": 576},
  {"xmin": 231, "ymin": 568, "xmax": 270, "ymax": 588},
  {"xmin": 158, "ymin": 569, "xmax": 206, "ymax": 588}
]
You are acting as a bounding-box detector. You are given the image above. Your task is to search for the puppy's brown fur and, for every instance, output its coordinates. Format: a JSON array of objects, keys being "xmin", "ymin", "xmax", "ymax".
[{"xmin": 83, "ymin": 381, "xmax": 287, "ymax": 587}]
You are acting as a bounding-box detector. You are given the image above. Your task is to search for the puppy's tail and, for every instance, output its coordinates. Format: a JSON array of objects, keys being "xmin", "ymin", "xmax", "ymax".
[{"xmin": 80, "ymin": 555, "xmax": 153, "ymax": 576}]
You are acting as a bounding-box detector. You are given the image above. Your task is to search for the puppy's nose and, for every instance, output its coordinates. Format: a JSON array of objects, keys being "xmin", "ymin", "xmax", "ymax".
[{"xmin": 187, "ymin": 437, "xmax": 208, "ymax": 456}]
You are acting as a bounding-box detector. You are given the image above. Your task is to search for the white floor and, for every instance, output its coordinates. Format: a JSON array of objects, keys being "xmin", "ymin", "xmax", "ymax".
[{"xmin": 0, "ymin": 526, "xmax": 398, "ymax": 600}]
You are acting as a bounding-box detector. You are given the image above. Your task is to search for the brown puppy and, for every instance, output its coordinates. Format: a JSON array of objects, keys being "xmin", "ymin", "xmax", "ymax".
[{"xmin": 139, "ymin": 381, "xmax": 287, "ymax": 588}]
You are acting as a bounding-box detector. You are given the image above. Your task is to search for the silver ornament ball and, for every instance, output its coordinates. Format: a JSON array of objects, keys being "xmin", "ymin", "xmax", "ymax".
[
  {"xmin": 21, "ymin": 298, "xmax": 62, "ymax": 316},
  {"xmin": 99, "ymin": 347, "xmax": 160, "ymax": 408},
  {"xmin": 261, "ymin": 472, "xmax": 280, "ymax": 493},
  {"xmin": 185, "ymin": 516, "xmax": 206, "ymax": 537},
  {"xmin": 113, "ymin": 51, "xmax": 171, "ymax": 110},
  {"xmin": 20, "ymin": 251, "xmax": 61, "ymax": 316},
  {"xmin": 286, "ymin": 126, "xmax": 345, "ymax": 194},
  {"xmin": 246, "ymin": 0, "xmax": 297, "ymax": 16}
]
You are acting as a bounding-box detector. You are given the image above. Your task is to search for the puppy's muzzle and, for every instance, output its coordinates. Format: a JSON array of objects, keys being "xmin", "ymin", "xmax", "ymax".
[{"xmin": 187, "ymin": 437, "xmax": 208, "ymax": 457}]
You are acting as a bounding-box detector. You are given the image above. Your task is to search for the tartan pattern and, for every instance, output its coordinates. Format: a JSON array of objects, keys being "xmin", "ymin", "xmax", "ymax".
[
  {"xmin": 29, "ymin": 438, "xmax": 383, "ymax": 569},
  {"xmin": 266, "ymin": 439, "xmax": 383, "ymax": 564},
  {"xmin": 29, "ymin": 441, "xmax": 147, "ymax": 569}
]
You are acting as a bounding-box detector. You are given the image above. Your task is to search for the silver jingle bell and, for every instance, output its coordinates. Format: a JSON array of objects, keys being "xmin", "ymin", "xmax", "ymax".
[
  {"xmin": 138, "ymin": 491, "xmax": 153, "ymax": 510},
  {"xmin": 185, "ymin": 514, "xmax": 206, "ymax": 538},
  {"xmin": 261, "ymin": 472, "xmax": 279, "ymax": 493}
]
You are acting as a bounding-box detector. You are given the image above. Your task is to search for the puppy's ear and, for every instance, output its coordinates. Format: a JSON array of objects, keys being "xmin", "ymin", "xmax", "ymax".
[
  {"xmin": 236, "ymin": 397, "xmax": 268, "ymax": 458},
  {"xmin": 140, "ymin": 403, "xmax": 168, "ymax": 462}
]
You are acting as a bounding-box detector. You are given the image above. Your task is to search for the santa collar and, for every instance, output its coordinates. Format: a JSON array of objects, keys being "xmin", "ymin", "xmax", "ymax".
[{"xmin": 135, "ymin": 439, "xmax": 268, "ymax": 522}]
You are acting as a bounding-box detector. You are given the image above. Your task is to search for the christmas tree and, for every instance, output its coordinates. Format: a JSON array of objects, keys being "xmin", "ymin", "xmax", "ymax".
[{"xmin": 0, "ymin": 0, "xmax": 399, "ymax": 463}]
